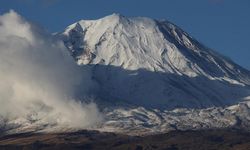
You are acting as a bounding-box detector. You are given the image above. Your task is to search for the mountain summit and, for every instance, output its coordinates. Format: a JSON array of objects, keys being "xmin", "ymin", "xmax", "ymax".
[{"xmin": 60, "ymin": 14, "xmax": 250, "ymax": 108}]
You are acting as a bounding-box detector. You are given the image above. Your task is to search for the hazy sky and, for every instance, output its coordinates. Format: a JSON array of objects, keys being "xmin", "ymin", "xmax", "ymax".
[{"xmin": 0, "ymin": 0, "xmax": 249, "ymax": 69}]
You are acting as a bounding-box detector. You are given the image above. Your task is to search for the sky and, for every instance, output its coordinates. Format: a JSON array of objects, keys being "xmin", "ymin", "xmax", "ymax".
[{"xmin": 0, "ymin": 0, "xmax": 249, "ymax": 70}]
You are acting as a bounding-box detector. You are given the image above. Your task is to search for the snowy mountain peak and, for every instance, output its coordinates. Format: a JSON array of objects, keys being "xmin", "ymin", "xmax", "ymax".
[
  {"xmin": 61, "ymin": 14, "xmax": 250, "ymax": 79},
  {"xmin": 103, "ymin": 13, "xmax": 124, "ymax": 20},
  {"xmin": 59, "ymin": 14, "xmax": 250, "ymax": 108}
]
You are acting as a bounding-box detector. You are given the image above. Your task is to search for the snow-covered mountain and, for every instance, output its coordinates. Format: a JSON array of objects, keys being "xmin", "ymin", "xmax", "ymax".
[
  {"xmin": 60, "ymin": 13, "xmax": 250, "ymax": 109},
  {"xmin": 2, "ymin": 12, "xmax": 250, "ymax": 136}
]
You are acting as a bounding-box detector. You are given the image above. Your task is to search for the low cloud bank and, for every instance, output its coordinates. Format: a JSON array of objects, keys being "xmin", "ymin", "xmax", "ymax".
[{"xmin": 0, "ymin": 10, "xmax": 102, "ymax": 130}]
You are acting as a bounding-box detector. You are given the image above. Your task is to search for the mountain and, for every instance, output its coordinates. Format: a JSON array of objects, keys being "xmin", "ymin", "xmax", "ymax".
[
  {"xmin": 1, "ymin": 13, "xmax": 250, "ymax": 136},
  {"xmin": 59, "ymin": 13, "xmax": 250, "ymax": 109}
]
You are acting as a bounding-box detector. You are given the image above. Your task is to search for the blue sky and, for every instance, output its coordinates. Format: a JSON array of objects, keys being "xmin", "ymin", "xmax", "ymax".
[{"xmin": 0, "ymin": 0, "xmax": 249, "ymax": 69}]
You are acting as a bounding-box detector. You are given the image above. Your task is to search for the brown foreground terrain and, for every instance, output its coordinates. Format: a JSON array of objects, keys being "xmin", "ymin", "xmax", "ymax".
[{"xmin": 0, "ymin": 129, "xmax": 250, "ymax": 150}]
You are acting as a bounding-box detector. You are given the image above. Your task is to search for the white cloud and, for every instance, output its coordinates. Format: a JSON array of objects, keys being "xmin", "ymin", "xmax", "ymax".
[{"xmin": 0, "ymin": 10, "xmax": 102, "ymax": 131}]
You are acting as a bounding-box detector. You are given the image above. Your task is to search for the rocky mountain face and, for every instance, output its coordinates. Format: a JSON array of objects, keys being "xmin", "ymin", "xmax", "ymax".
[{"xmin": 60, "ymin": 13, "xmax": 250, "ymax": 109}]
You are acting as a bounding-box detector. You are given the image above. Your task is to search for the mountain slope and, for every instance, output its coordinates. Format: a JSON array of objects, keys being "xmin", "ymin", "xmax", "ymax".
[
  {"xmin": 60, "ymin": 13, "xmax": 250, "ymax": 109},
  {"xmin": 1, "ymin": 129, "xmax": 250, "ymax": 150}
]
